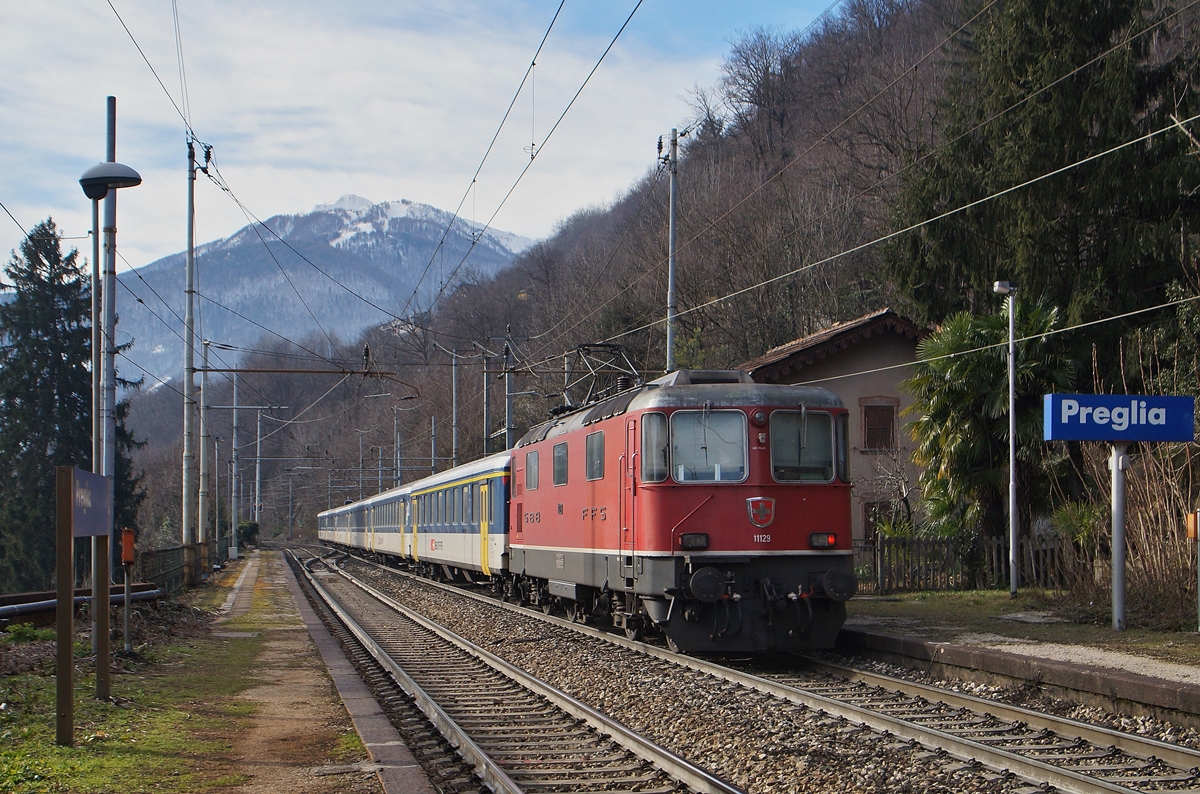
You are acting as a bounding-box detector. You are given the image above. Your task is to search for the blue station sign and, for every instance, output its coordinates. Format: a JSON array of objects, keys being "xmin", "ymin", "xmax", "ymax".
[
  {"xmin": 1043, "ymin": 394, "xmax": 1195, "ymax": 443},
  {"xmin": 72, "ymin": 468, "xmax": 111, "ymax": 538}
]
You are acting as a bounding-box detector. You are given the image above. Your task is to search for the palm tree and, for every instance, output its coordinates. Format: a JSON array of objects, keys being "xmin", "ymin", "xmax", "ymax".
[{"xmin": 902, "ymin": 301, "xmax": 1075, "ymax": 545}]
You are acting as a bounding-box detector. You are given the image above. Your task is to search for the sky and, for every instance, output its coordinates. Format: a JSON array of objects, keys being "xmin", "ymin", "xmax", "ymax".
[{"xmin": 0, "ymin": 1, "xmax": 834, "ymax": 271}]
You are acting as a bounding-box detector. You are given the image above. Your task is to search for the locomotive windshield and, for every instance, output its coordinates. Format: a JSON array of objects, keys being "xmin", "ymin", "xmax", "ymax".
[
  {"xmin": 670, "ymin": 410, "xmax": 747, "ymax": 482},
  {"xmin": 770, "ymin": 410, "xmax": 834, "ymax": 481}
]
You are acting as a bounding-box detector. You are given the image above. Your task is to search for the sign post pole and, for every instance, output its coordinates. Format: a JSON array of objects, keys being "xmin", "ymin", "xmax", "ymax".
[
  {"xmin": 1110, "ymin": 443, "xmax": 1128, "ymax": 631},
  {"xmin": 57, "ymin": 466, "xmax": 113, "ymax": 744},
  {"xmin": 55, "ymin": 467, "xmax": 74, "ymax": 746}
]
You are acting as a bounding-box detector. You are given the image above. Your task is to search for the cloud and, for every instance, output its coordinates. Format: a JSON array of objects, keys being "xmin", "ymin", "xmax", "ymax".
[{"xmin": 0, "ymin": 0, "xmax": 722, "ymax": 270}]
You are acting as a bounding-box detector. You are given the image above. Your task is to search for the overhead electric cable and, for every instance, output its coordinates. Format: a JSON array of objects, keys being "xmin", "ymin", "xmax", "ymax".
[
  {"xmin": 420, "ymin": 1, "xmax": 646, "ymax": 317},
  {"xmin": 197, "ymin": 287, "xmax": 342, "ymax": 365},
  {"xmin": 170, "ymin": 0, "xmax": 193, "ymax": 129},
  {"xmin": 0, "ymin": 199, "xmax": 28, "ymax": 238},
  {"xmin": 397, "ymin": 0, "xmax": 568, "ymax": 320},
  {"xmin": 599, "ymin": 111, "xmax": 1200, "ymax": 344},
  {"xmin": 106, "ymin": 0, "xmax": 195, "ymax": 137},
  {"xmin": 252, "ymin": 374, "xmax": 353, "ymax": 445},
  {"xmin": 530, "ymin": 0, "xmax": 1190, "ymax": 360}
]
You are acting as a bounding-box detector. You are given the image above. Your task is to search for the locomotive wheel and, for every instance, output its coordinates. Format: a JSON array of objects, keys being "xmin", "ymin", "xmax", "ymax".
[
  {"xmin": 564, "ymin": 601, "xmax": 581, "ymax": 623},
  {"xmin": 541, "ymin": 599, "xmax": 554, "ymax": 615},
  {"xmin": 623, "ymin": 624, "xmax": 642, "ymax": 641},
  {"xmin": 665, "ymin": 634, "xmax": 681, "ymax": 653}
]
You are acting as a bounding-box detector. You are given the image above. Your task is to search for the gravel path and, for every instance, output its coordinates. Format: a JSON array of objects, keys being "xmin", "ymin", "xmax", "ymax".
[{"xmin": 346, "ymin": 562, "xmax": 1021, "ymax": 794}]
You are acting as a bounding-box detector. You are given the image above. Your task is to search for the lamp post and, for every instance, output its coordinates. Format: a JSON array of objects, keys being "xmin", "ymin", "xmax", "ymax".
[
  {"xmin": 78, "ymin": 101, "xmax": 141, "ymax": 703},
  {"xmin": 993, "ymin": 280, "xmax": 1018, "ymax": 598}
]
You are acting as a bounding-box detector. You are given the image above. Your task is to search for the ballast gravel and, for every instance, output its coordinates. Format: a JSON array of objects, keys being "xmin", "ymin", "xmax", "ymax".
[{"xmin": 345, "ymin": 562, "xmax": 1021, "ymax": 794}]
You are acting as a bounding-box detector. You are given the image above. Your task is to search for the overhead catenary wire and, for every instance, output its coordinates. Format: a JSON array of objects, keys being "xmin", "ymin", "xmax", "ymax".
[
  {"xmin": 396, "ymin": 0, "xmax": 568, "ymax": 322},
  {"xmin": 600, "ymin": 111, "xmax": 1200, "ymax": 345},
  {"xmin": 419, "ymin": 1, "xmax": 647, "ymax": 319},
  {"xmin": 106, "ymin": 0, "xmax": 195, "ymax": 139},
  {"xmin": 524, "ymin": 0, "xmax": 1004, "ymax": 360},
  {"xmin": 655, "ymin": 0, "xmax": 1200, "ymax": 322},
  {"xmin": 529, "ymin": 3, "xmax": 1199, "ymax": 364}
]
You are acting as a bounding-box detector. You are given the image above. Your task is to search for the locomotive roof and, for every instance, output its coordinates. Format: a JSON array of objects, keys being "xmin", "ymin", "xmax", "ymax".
[{"xmin": 516, "ymin": 369, "xmax": 844, "ymax": 447}]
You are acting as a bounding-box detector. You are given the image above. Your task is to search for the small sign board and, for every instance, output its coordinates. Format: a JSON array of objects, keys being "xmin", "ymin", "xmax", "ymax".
[
  {"xmin": 72, "ymin": 468, "xmax": 111, "ymax": 537},
  {"xmin": 1043, "ymin": 394, "xmax": 1195, "ymax": 443}
]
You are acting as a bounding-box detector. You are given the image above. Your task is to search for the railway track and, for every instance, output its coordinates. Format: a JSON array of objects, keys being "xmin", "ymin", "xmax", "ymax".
[
  {"xmin": 335, "ymin": 552, "xmax": 1200, "ymax": 794},
  {"xmin": 292, "ymin": 551, "xmax": 743, "ymax": 794}
]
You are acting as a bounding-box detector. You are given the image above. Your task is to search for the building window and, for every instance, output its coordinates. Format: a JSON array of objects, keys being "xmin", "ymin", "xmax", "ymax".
[
  {"xmin": 526, "ymin": 451, "xmax": 539, "ymax": 490},
  {"xmin": 862, "ymin": 401, "xmax": 898, "ymax": 452},
  {"xmin": 553, "ymin": 442, "xmax": 568, "ymax": 486},
  {"xmin": 586, "ymin": 432, "xmax": 604, "ymax": 480}
]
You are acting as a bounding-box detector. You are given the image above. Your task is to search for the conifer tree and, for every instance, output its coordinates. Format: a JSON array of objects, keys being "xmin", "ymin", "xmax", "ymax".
[
  {"xmin": 889, "ymin": 0, "xmax": 1200, "ymax": 387},
  {"xmin": 0, "ymin": 219, "xmax": 143, "ymax": 593}
]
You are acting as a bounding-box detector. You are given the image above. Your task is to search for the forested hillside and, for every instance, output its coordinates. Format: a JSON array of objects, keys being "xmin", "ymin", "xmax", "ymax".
[{"xmin": 124, "ymin": 0, "xmax": 1200, "ymax": 621}]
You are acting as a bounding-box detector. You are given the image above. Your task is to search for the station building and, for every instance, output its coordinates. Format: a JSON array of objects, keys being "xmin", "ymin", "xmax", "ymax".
[{"xmin": 738, "ymin": 308, "xmax": 929, "ymax": 557}]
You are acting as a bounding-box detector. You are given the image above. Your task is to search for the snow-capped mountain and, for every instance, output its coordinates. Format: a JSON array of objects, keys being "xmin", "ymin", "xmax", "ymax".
[{"xmin": 117, "ymin": 196, "xmax": 532, "ymax": 387}]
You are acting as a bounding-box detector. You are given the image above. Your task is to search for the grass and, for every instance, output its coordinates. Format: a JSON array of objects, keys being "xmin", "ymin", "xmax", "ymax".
[
  {"xmin": 0, "ymin": 559, "xmax": 273, "ymax": 794},
  {"xmin": 0, "ymin": 635, "xmax": 266, "ymax": 793},
  {"xmin": 848, "ymin": 588, "xmax": 1200, "ymax": 667}
]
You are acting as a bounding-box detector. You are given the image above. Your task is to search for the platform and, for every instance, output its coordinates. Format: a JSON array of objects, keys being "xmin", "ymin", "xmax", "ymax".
[{"xmin": 837, "ymin": 624, "xmax": 1200, "ymax": 729}]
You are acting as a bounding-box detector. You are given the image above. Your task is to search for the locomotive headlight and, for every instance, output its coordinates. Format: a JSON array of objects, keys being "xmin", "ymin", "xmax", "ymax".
[
  {"xmin": 809, "ymin": 532, "xmax": 837, "ymax": 548},
  {"xmin": 679, "ymin": 533, "xmax": 709, "ymax": 550},
  {"xmin": 751, "ymin": 410, "xmax": 768, "ymax": 427}
]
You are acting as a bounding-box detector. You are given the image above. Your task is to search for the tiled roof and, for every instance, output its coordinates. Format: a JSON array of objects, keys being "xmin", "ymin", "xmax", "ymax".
[{"xmin": 738, "ymin": 308, "xmax": 928, "ymax": 381}]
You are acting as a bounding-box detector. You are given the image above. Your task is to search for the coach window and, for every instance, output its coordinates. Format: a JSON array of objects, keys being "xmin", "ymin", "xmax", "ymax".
[
  {"xmin": 770, "ymin": 410, "xmax": 834, "ymax": 482},
  {"xmin": 585, "ymin": 432, "xmax": 604, "ymax": 480},
  {"xmin": 455, "ymin": 487, "xmax": 463, "ymax": 524},
  {"xmin": 526, "ymin": 451, "xmax": 539, "ymax": 490},
  {"xmin": 671, "ymin": 410, "xmax": 747, "ymax": 482},
  {"xmin": 553, "ymin": 442, "xmax": 568, "ymax": 486},
  {"xmin": 472, "ymin": 483, "xmax": 480, "ymax": 522},
  {"xmin": 641, "ymin": 413, "xmax": 668, "ymax": 482}
]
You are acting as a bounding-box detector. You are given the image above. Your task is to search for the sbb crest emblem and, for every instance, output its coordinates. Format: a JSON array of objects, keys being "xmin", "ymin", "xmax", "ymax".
[{"xmin": 746, "ymin": 497, "xmax": 775, "ymax": 528}]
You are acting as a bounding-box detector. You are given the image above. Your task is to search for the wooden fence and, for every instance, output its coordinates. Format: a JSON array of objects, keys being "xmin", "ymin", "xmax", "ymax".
[{"xmin": 856, "ymin": 535, "xmax": 1067, "ymax": 594}]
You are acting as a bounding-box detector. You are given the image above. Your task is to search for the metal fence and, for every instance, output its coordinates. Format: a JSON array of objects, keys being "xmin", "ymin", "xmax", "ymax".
[
  {"xmin": 135, "ymin": 546, "xmax": 187, "ymax": 595},
  {"xmin": 133, "ymin": 536, "xmax": 235, "ymax": 595},
  {"xmin": 857, "ymin": 535, "xmax": 1068, "ymax": 594}
]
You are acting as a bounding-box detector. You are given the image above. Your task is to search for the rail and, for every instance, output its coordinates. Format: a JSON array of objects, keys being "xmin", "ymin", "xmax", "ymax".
[
  {"xmin": 335, "ymin": 553, "xmax": 1200, "ymax": 794},
  {"xmin": 299, "ymin": 553, "xmax": 741, "ymax": 794}
]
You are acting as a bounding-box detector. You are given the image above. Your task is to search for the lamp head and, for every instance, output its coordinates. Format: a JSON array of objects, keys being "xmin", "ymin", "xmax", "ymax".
[
  {"xmin": 993, "ymin": 280, "xmax": 1015, "ymax": 295},
  {"xmin": 79, "ymin": 161, "xmax": 142, "ymax": 200}
]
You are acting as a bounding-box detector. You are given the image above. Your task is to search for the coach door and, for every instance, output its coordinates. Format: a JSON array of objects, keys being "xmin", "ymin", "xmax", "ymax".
[{"xmin": 620, "ymin": 418, "xmax": 637, "ymax": 581}]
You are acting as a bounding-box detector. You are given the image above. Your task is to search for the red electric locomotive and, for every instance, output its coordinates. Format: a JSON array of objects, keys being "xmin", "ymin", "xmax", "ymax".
[{"xmin": 507, "ymin": 369, "xmax": 857, "ymax": 653}]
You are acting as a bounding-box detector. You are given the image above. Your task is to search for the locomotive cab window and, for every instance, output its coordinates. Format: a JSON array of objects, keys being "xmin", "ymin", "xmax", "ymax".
[
  {"xmin": 641, "ymin": 413, "xmax": 668, "ymax": 483},
  {"xmin": 526, "ymin": 451, "xmax": 539, "ymax": 490},
  {"xmin": 585, "ymin": 432, "xmax": 604, "ymax": 480},
  {"xmin": 770, "ymin": 410, "xmax": 834, "ymax": 482},
  {"xmin": 670, "ymin": 410, "xmax": 747, "ymax": 482},
  {"xmin": 553, "ymin": 442, "xmax": 568, "ymax": 486}
]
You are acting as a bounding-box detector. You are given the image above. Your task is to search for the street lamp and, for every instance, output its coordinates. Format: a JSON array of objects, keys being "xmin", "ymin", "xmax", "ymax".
[
  {"xmin": 993, "ymin": 280, "xmax": 1018, "ymax": 598},
  {"xmin": 77, "ymin": 96, "xmax": 142, "ymax": 704},
  {"xmin": 78, "ymin": 160, "xmax": 142, "ymax": 478}
]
